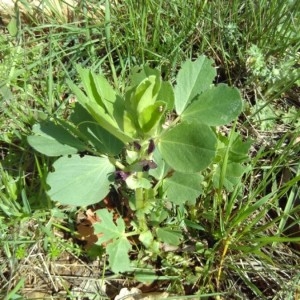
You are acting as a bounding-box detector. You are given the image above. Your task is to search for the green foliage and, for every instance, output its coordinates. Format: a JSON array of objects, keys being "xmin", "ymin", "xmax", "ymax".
[
  {"xmin": 213, "ymin": 132, "xmax": 252, "ymax": 192},
  {"xmin": 94, "ymin": 209, "xmax": 132, "ymax": 273},
  {"xmin": 174, "ymin": 56, "xmax": 217, "ymax": 115},
  {"xmin": 67, "ymin": 66, "xmax": 133, "ymax": 144},
  {"xmin": 27, "ymin": 55, "xmax": 246, "ymax": 274},
  {"xmin": 47, "ymin": 155, "xmax": 115, "ymax": 206},
  {"xmin": 181, "ymin": 85, "xmax": 243, "ymax": 126},
  {"xmin": 246, "ymin": 44, "xmax": 300, "ymax": 95},
  {"xmin": 1, "ymin": 0, "xmax": 300, "ymax": 297},
  {"xmin": 163, "ymin": 172, "xmax": 203, "ymax": 205},
  {"xmin": 156, "ymin": 227, "xmax": 182, "ymax": 246},
  {"xmin": 158, "ymin": 122, "xmax": 217, "ymax": 173},
  {"xmin": 69, "ymin": 103, "xmax": 124, "ymax": 156},
  {"xmin": 27, "ymin": 121, "xmax": 87, "ymax": 156}
]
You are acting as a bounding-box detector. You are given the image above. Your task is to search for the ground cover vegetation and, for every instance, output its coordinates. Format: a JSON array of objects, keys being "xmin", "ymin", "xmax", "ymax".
[{"xmin": 0, "ymin": 0, "xmax": 299, "ymax": 299}]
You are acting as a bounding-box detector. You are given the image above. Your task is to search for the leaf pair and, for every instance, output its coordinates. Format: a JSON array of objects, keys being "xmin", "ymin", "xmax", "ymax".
[
  {"xmin": 157, "ymin": 56, "xmax": 243, "ymax": 174},
  {"xmin": 68, "ymin": 66, "xmax": 133, "ymax": 144},
  {"xmin": 124, "ymin": 76, "xmax": 161, "ymax": 137}
]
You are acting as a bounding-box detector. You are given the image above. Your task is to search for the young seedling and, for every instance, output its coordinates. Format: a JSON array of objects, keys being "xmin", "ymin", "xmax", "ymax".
[{"xmin": 28, "ymin": 55, "xmax": 249, "ymax": 273}]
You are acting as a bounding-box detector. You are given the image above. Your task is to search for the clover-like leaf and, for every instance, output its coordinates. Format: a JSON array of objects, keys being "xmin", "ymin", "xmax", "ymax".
[
  {"xmin": 94, "ymin": 209, "xmax": 132, "ymax": 273},
  {"xmin": 106, "ymin": 238, "xmax": 132, "ymax": 273}
]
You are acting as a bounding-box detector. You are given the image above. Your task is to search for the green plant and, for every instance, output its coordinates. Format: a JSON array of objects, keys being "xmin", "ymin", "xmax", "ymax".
[
  {"xmin": 1, "ymin": 0, "xmax": 299, "ymax": 297},
  {"xmin": 246, "ymin": 44, "xmax": 300, "ymax": 96},
  {"xmin": 27, "ymin": 56, "xmax": 248, "ymax": 274}
]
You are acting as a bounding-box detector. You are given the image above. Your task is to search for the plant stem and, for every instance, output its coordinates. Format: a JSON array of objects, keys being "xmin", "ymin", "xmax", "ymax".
[
  {"xmin": 135, "ymin": 187, "xmax": 144, "ymax": 210},
  {"xmin": 108, "ymin": 156, "xmax": 126, "ymax": 170},
  {"xmin": 134, "ymin": 172, "xmax": 148, "ymax": 231}
]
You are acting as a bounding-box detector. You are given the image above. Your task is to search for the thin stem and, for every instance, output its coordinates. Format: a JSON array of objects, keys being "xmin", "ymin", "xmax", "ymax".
[
  {"xmin": 135, "ymin": 187, "xmax": 144, "ymax": 210},
  {"xmin": 108, "ymin": 157, "xmax": 126, "ymax": 170}
]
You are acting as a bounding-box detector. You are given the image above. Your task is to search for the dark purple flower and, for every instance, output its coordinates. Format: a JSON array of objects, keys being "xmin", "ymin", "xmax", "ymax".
[
  {"xmin": 115, "ymin": 171, "xmax": 131, "ymax": 181},
  {"xmin": 139, "ymin": 160, "xmax": 157, "ymax": 171},
  {"xmin": 147, "ymin": 139, "xmax": 155, "ymax": 155},
  {"xmin": 133, "ymin": 141, "xmax": 141, "ymax": 151}
]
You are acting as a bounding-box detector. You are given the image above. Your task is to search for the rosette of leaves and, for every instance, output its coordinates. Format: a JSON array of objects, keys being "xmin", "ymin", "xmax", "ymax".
[{"xmin": 27, "ymin": 55, "xmax": 247, "ymax": 273}]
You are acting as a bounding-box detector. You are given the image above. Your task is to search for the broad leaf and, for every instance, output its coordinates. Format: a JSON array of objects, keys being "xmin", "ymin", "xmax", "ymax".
[
  {"xmin": 107, "ymin": 239, "xmax": 132, "ymax": 273},
  {"xmin": 130, "ymin": 66, "xmax": 174, "ymax": 110},
  {"xmin": 149, "ymin": 149, "xmax": 170, "ymax": 180},
  {"xmin": 47, "ymin": 155, "xmax": 115, "ymax": 206},
  {"xmin": 139, "ymin": 230, "xmax": 154, "ymax": 248},
  {"xmin": 174, "ymin": 56, "xmax": 216, "ymax": 115},
  {"xmin": 156, "ymin": 227, "xmax": 183, "ymax": 246},
  {"xmin": 158, "ymin": 122, "xmax": 217, "ymax": 173},
  {"xmin": 217, "ymin": 133, "xmax": 252, "ymax": 163},
  {"xmin": 130, "ymin": 65, "xmax": 161, "ymax": 87},
  {"xmin": 228, "ymin": 134, "xmax": 252, "ymax": 163},
  {"xmin": 163, "ymin": 172, "xmax": 203, "ymax": 205},
  {"xmin": 125, "ymin": 174, "xmax": 152, "ymax": 190},
  {"xmin": 78, "ymin": 66, "xmax": 129, "ymax": 130},
  {"xmin": 184, "ymin": 219, "xmax": 205, "ymax": 231},
  {"xmin": 138, "ymin": 101, "xmax": 166, "ymax": 134},
  {"xmin": 157, "ymin": 81, "xmax": 175, "ymax": 110},
  {"xmin": 181, "ymin": 84, "xmax": 243, "ymax": 126},
  {"xmin": 131, "ymin": 76, "xmax": 160, "ymax": 114},
  {"xmin": 90, "ymin": 70, "xmax": 124, "ymax": 123},
  {"xmin": 94, "ymin": 209, "xmax": 126, "ymax": 244},
  {"xmin": 76, "ymin": 66, "xmax": 106, "ymax": 112},
  {"xmin": 134, "ymin": 269, "xmax": 160, "ymax": 284},
  {"xmin": 27, "ymin": 121, "xmax": 86, "ymax": 156},
  {"xmin": 94, "ymin": 209, "xmax": 132, "ymax": 273},
  {"xmin": 67, "ymin": 78, "xmax": 133, "ymax": 144},
  {"xmin": 149, "ymin": 207, "xmax": 169, "ymax": 225},
  {"xmin": 123, "ymin": 111, "xmax": 138, "ymax": 138},
  {"xmin": 77, "ymin": 66, "xmax": 124, "ymax": 123},
  {"xmin": 7, "ymin": 16, "xmax": 18, "ymax": 37},
  {"xmin": 213, "ymin": 162, "xmax": 250, "ymax": 192},
  {"xmin": 70, "ymin": 103, "xmax": 124, "ymax": 155}
]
